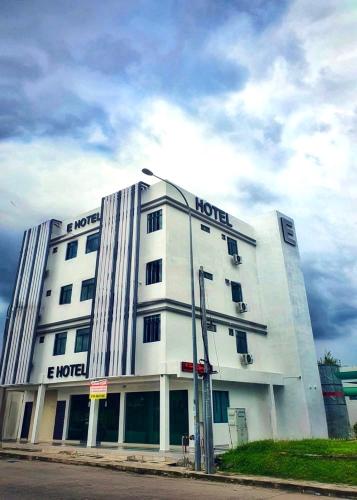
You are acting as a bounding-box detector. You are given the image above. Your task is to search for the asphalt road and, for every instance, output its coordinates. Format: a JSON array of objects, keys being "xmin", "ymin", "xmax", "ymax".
[{"xmin": 0, "ymin": 458, "xmax": 337, "ymax": 500}]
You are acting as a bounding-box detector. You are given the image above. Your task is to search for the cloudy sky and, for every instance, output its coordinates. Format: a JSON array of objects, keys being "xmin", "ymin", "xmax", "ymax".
[{"xmin": 0, "ymin": 0, "xmax": 356, "ymax": 364}]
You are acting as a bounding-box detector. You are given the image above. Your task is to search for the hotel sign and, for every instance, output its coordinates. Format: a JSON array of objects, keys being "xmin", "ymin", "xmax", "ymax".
[
  {"xmin": 47, "ymin": 363, "xmax": 86, "ymax": 379},
  {"xmin": 67, "ymin": 212, "xmax": 101, "ymax": 233},
  {"xmin": 195, "ymin": 198, "xmax": 232, "ymax": 227}
]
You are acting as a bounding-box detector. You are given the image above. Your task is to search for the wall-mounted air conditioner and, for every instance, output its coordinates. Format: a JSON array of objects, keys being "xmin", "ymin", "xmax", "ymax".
[
  {"xmin": 232, "ymin": 253, "xmax": 242, "ymax": 265},
  {"xmin": 240, "ymin": 353, "xmax": 254, "ymax": 365},
  {"xmin": 237, "ymin": 301, "xmax": 248, "ymax": 313}
]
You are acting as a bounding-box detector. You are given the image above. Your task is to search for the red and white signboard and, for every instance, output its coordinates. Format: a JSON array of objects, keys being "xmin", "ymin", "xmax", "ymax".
[{"xmin": 90, "ymin": 379, "xmax": 107, "ymax": 400}]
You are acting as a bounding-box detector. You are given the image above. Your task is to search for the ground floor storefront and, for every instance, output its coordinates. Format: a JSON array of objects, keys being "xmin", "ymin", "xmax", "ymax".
[{"xmin": 1, "ymin": 375, "xmax": 282, "ymax": 450}]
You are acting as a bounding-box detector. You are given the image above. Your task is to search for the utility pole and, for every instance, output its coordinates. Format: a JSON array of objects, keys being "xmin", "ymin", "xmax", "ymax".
[{"xmin": 198, "ymin": 266, "xmax": 215, "ymax": 474}]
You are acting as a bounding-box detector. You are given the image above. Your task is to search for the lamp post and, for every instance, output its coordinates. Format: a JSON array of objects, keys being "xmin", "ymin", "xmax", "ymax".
[{"xmin": 142, "ymin": 168, "xmax": 201, "ymax": 471}]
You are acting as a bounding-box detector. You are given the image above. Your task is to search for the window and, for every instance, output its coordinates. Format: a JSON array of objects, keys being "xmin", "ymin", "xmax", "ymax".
[
  {"xmin": 236, "ymin": 331, "xmax": 248, "ymax": 354},
  {"xmin": 66, "ymin": 240, "xmax": 78, "ymax": 260},
  {"xmin": 213, "ymin": 391, "xmax": 229, "ymax": 423},
  {"xmin": 143, "ymin": 314, "xmax": 161, "ymax": 343},
  {"xmin": 207, "ymin": 322, "xmax": 217, "ymax": 332},
  {"xmin": 46, "ymin": 290, "xmax": 51, "ymax": 297},
  {"xmin": 39, "ymin": 336, "xmax": 45, "ymax": 344},
  {"xmin": 221, "ymin": 234, "xmax": 226, "ymax": 240},
  {"xmin": 228, "ymin": 328, "xmax": 234, "ymax": 336},
  {"xmin": 203, "ymin": 271, "xmax": 213, "ymax": 280},
  {"xmin": 59, "ymin": 284, "xmax": 72, "ymax": 305},
  {"xmin": 147, "ymin": 210, "xmax": 162, "ymax": 233},
  {"xmin": 146, "ymin": 259, "xmax": 162, "ymax": 285},
  {"xmin": 86, "ymin": 233, "xmax": 99, "ymax": 254},
  {"xmin": 75, "ymin": 328, "xmax": 90, "ymax": 352},
  {"xmin": 201, "ymin": 224, "xmax": 210, "ymax": 233},
  {"xmin": 227, "ymin": 237, "xmax": 238, "ymax": 256},
  {"xmin": 52, "ymin": 247, "xmax": 58, "ymax": 254},
  {"xmin": 231, "ymin": 281, "xmax": 243, "ymax": 303},
  {"xmin": 80, "ymin": 278, "xmax": 95, "ymax": 301},
  {"xmin": 53, "ymin": 332, "xmax": 67, "ymax": 356}
]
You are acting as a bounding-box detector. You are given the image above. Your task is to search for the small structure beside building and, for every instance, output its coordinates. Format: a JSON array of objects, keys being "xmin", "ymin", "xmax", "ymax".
[
  {"xmin": 339, "ymin": 366, "xmax": 357, "ymax": 434},
  {"xmin": 318, "ymin": 364, "xmax": 350, "ymax": 438}
]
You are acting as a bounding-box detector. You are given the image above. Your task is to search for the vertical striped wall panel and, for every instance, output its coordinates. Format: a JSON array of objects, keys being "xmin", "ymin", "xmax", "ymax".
[
  {"xmin": 88, "ymin": 183, "xmax": 144, "ymax": 378},
  {"xmin": 0, "ymin": 220, "xmax": 53, "ymax": 385}
]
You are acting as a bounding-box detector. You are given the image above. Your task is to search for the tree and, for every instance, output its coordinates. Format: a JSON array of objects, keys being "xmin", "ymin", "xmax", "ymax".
[{"xmin": 318, "ymin": 350, "xmax": 341, "ymax": 366}]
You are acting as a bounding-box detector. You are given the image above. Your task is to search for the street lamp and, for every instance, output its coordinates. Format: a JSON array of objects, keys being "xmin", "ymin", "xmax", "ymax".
[{"xmin": 142, "ymin": 168, "xmax": 201, "ymax": 471}]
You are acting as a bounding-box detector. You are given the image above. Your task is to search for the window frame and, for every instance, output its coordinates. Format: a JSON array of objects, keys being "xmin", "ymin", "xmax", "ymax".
[
  {"xmin": 213, "ymin": 390, "xmax": 230, "ymax": 423},
  {"xmin": 86, "ymin": 232, "xmax": 99, "ymax": 254},
  {"xmin": 231, "ymin": 281, "xmax": 243, "ymax": 303},
  {"xmin": 65, "ymin": 240, "xmax": 78, "ymax": 260},
  {"xmin": 236, "ymin": 330, "xmax": 248, "ymax": 354},
  {"xmin": 146, "ymin": 259, "xmax": 162, "ymax": 285},
  {"xmin": 75, "ymin": 327, "xmax": 90, "ymax": 353},
  {"xmin": 227, "ymin": 237, "xmax": 238, "ymax": 256},
  {"xmin": 80, "ymin": 278, "xmax": 95, "ymax": 301},
  {"xmin": 143, "ymin": 314, "xmax": 161, "ymax": 343},
  {"xmin": 147, "ymin": 209, "xmax": 162, "ymax": 233},
  {"xmin": 53, "ymin": 332, "xmax": 67, "ymax": 356},
  {"xmin": 59, "ymin": 284, "xmax": 72, "ymax": 305},
  {"xmin": 201, "ymin": 224, "xmax": 210, "ymax": 233}
]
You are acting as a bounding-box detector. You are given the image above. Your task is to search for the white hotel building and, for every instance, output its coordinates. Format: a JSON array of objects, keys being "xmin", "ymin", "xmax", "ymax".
[{"xmin": 0, "ymin": 180, "xmax": 328, "ymax": 450}]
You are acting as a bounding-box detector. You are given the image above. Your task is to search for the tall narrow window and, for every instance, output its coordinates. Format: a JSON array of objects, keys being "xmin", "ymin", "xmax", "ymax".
[
  {"xmin": 146, "ymin": 259, "xmax": 162, "ymax": 285},
  {"xmin": 80, "ymin": 278, "xmax": 95, "ymax": 301},
  {"xmin": 53, "ymin": 332, "xmax": 67, "ymax": 356},
  {"xmin": 75, "ymin": 328, "xmax": 90, "ymax": 352},
  {"xmin": 59, "ymin": 284, "xmax": 72, "ymax": 305},
  {"xmin": 231, "ymin": 281, "xmax": 243, "ymax": 303},
  {"xmin": 86, "ymin": 233, "xmax": 99, "ymax": 254},
  {"xmin": 65, "ymin": 240, "xmax": 78, "ymax": 260},
  {"xmin": 213, "ymin": 391, "xmax": 229, "ymax": 423},
  {"xmin": 147, "ymin": 209, "xmax": 162, "ymax": 233},
  {"xmin": 227, "ymin": 237, "xmax": 238, "ymax": 256},
  {"xmin": 143, "ymin": 314, "xmax": 161, "ymax": 343},
  {"xmin": 236, "ymin": 331, "xmax": 248, "ymax": 354}
]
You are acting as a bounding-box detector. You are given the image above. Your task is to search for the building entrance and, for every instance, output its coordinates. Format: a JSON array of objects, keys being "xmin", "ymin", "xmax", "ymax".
[
  {"xmin": 96, "ymin": 393, "xmax": 120, "ymax": 443},
  {"xmin": 20, "ymin": 401, "xmax": 33, "ymax": 439},
  {"xmin": 125, "ymin": 391, "xmax": 160, "ymax": 444},
  {"xmin": 170, "ymin": 390, "xmax": 188, "ymax": 445},
  {"xmin": 67, "ymin": 395, "xmax": 89, "ymax": 441}
]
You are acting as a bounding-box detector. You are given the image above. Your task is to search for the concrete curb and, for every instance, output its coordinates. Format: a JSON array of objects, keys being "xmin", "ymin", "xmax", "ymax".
[{"xmin": 1, "ymin": 449, "xmax": 357, "ymax": 499}]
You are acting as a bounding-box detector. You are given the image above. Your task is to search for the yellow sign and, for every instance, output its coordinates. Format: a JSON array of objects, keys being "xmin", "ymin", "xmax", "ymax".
[{"xmin": 90, "ymin": 393, "xmax": 107, "ymax": 400}]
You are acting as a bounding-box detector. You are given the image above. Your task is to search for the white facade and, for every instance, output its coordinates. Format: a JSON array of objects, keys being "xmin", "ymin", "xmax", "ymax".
[{"xmin": 0, "ymin": 180, "xmax": 328, "ymax": 449}]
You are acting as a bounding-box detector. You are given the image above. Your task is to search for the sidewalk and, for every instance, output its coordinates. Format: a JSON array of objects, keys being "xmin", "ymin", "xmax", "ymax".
[{"xmin": 1, "ymin": 443, "xmax": 357, "ymax": 499}]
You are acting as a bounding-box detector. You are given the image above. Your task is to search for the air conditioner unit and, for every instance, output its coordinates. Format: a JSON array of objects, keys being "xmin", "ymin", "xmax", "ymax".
[
  {"xmin": 240, "ymin": 353, "xmax": 254, "ymax": 365},
  {"xmin": 232, "ymin": 253, "xmax": 242, "ymax": 265},
  {"xmin": 237, "ymin": 302, "xmax": 248, "ymax": 313}
]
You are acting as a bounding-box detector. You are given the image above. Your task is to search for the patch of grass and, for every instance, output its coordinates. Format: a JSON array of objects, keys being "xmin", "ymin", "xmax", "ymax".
[{"xmin": 219, "ymin": 439, "xmax": 357, "ymax": 486}]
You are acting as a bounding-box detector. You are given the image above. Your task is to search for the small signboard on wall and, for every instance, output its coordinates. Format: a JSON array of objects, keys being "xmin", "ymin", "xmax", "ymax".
[{"xmin": 90, "ymin": 379, "xmax": 107, "ymax": 400}]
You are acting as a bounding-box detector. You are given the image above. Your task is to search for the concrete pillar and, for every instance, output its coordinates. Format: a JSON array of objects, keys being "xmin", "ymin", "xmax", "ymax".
[
  {"xmin": 269, "ymin": 384, "xmax": 278, "ymax": 439},
  {"xmin": 0, "ymin": 387, "xmax": 6, "ymax": 445},
  {"xmin": 160, "ymin": 375, "xmax": 170, "ymax": 452},
  {"xmin": 30, "ymin": 384, "xmax": 46, "ymax": 444},
  {"xmin": 87, "ymin": 398, "xmax": 99, "ymax": 447},
  {"xmin": 62, "ymin": 395, "xmax": 70, "ymax": 441},
  {"xmin": 118, "ymin": 392, "xmax": 126, "ymax": 444},
  {"xmin": 17, "ymin": 391, "xmax": 32, "ymax": 441}
]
